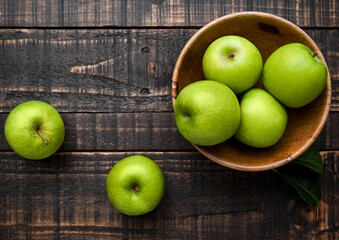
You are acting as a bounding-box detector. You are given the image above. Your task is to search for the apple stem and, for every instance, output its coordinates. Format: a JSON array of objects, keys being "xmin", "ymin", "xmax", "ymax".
[
  {"xmin": 133, "ymin": 185, "xmax": 140, "ymax": 192},
  {"xmin": 312, "ymin": 52, "xmax": 317, "ymax": 58},
  {"xmin": 182, "ymin": 112, "xmax": 191, "ymax": 118},
  {"xmin": 228, "ymin": 53, "xmax": 235, "ymax": 59},
  {"xmin": 37, "ymin": 129, "xmax": 49, "ymax": 145}
]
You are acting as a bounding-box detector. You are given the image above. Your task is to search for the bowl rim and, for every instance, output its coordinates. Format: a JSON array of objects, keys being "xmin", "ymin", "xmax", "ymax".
[{"xmin": 171, "ymin": 11, "xmax": 332, "ymax": 171}]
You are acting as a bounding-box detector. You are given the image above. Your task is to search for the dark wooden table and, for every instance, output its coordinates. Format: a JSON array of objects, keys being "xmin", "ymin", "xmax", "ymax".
[{"xmin": 0, "ymin": 1, "xmax": 338, "ymax": 239}]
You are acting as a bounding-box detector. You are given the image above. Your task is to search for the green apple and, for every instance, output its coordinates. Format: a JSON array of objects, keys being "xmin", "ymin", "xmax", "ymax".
[
  {"xmin": 235, "ymin": 88, "xmax": 288, "ymax": 148},
  {"xmin": 174, "ymin": 80, "xmax": 240, "ymax": 146},
  {"xmin": 263, "ymin": 43, "xmax": 328, "ymax": 108},
  {"xmin": 202, "ymin": 35, "xmax": 263, "ymax": 94},
  {"xmin": 106, "ymin": 155, "xmax": 165, "ymax": 216},
  {"xmin": 4, "ymin": 101, "xmax": 65, "ymax": 160}
]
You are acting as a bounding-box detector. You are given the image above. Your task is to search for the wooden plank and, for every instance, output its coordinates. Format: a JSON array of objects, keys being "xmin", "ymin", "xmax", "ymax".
[
  {"xmin": 0, "ymin": 0, "xmax": 337, "ymax": 27},
  {"xmin": 0, "ymin": 29, "xmax": 338, "ymax": 112},
  {"xmin": 0, "ymin": 28, "xmax": 186, "ymax": 113},
  {"xmin": 313, "ymin": 112, "xmax": 339, "ymax": 150},
  {"xmin": 0, "ymin": 151, "xmax": 337, "ymax": 239},
  {"xmin": 260, "ymin": 151, "xmax": 339, "ymax": 240},
  {"xmin": 0, "ymin": 112, "xmax": 193, "ymax": 152},
  {"xmin": 0, "ymin": 152, "xmax": 265, "ymax": 229},
  {"xmin": 0, "ymin": 111, "xmax": 337, "ymax": 152}
]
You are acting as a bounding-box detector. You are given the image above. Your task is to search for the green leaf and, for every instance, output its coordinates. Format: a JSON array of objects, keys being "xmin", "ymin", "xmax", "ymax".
[
  {"xmin": 294, "ymin": 146, "xmax": 323, "ymax": 174},
  {"xmin": 273, "ymin": 163, "xmax": 321, "ymax": 207}
]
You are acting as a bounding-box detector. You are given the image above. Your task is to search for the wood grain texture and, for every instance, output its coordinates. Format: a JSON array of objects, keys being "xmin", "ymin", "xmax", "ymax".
[
  {"xmin": 0, "ymin": 1, "xmax": 338, "ymax": 239},
  {"xmin": 0, "ymin": 0, "xmax": 338, "ymax": 27},
  {"xmin": 0, "ymin": 112, "xmax": 338, "ymax": 152},
  {"xmin": 0, "ymin": 29, "xmax": 338, "ymax": 112},
  {"xmin": 0, "ymin": 151, "xmax": 337, "ymax": 239}
]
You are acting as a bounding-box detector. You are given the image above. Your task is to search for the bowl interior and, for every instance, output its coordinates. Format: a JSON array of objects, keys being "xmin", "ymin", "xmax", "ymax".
[{"xmin": 172, "ymin": 12, "xmax": 331, "ymax": 171}]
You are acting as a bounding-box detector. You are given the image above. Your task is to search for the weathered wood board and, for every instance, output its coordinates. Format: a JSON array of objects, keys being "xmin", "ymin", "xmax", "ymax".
[
  {"xmin": 0, "ymin": 0, "xmax": 338, "ymax": 27},
  {"xmin": 0, "ymin": 29, "xmax": 338, "ymax": 112}
]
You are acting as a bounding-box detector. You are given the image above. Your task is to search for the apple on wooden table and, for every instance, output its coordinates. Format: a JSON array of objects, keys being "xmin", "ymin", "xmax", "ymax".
[
  {"xmin": 106, "ymin": 155, "xmax": 165, "ymax": 216},
  {"xmin": 235, "ymin": 88, "xmax": 288, "ymax": 148},
  {"xmin": 4, "ymin": 100, "xmax": 65, "ymax": 160},
  {"xmin": 174, "ymin": 80, "xmax": 240, "ymax": 146},
  {"xmin": 263, "ymin": 43, "xmax": 328, "ymax": 108},
  {"xmin": 202, "ymin": 35, "xmax": 263, "ymax": 94}
]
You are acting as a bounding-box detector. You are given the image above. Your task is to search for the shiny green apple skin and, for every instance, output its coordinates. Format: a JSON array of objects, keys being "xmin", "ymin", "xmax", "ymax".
[
  {"xmin": 235, "ymin": 88, "xmax": 288, "ymax": 148},
  {"xmin": 174, "ymin": 80, "xmax": 240, "ymax": 146},
  {"xmin": 106, "ymin": 155, "xmax": 165, "ymax": 216},
  {"xmin": 263, "ymin": 43, "xmax": 327, "ymax": 108},
  {"xmin": 4, "ymin": 101, "xmax": 65, "ymax": 160},
  {"xmin": 202, "ymin": 35, "xmax": 263, "ymax": 94}
]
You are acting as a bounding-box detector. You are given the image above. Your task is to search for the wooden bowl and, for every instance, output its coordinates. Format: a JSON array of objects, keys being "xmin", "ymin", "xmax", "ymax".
[{"xmin": 171, "ymin": 12, "xmax": 331, "ymax": 171}]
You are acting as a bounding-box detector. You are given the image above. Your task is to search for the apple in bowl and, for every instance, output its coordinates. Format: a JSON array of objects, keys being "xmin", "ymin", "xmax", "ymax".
[
  {"xmin": 174, "ymin": 80, "xmax": 240, "ymax": 146},
  {"xmin": 263, "ymin": 43, "xmax": 328, "ymax": 108},
  {"xmin": 202, "ymin": 35, "xmax": 263, "ymax": 94},
  {"xmin": 235, "ymin": 88, "xmax": 288, "ymax": 148}
]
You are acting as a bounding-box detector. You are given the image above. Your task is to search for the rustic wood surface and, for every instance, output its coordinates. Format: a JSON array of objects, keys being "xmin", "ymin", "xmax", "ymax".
[
  {"xmin": 0, "ymin": 0, "xmax": 338, "ymax": 27},
  {"xmin": 0, "ymin": 1, "xmax": 338, "ymax": 239}
]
